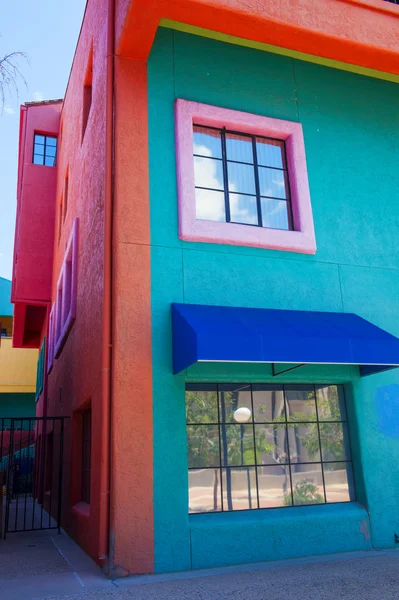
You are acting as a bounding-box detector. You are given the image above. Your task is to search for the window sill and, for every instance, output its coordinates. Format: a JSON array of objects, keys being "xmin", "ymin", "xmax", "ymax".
[
  {"xmin": 181, "ymin": 220, "xmax": 316, "ymax": 254},
  {"xmin": 188, "ymin": 503, "xmax": 371, "ymax": 569},
  {"xmin": 72, "ymin": 501, "xmax": 90, "ymax": 519},
  {"xmin": 189, "ymin": 501, "xmax": 365, "ymax": 525}
]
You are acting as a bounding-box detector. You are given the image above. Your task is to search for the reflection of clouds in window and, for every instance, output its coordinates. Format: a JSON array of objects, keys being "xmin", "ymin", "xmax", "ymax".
[
  {"xmin": 261, "ymin": 199, "xmax": 289, "ymax": 230},
  {"xmin": 259, "ymin": 168, "xmax": 287, "ymax": 199},
  {"xmin": 194, "ymin": 153, "xmax": 258, "ymax": 224},
  {"xmin": 192, "ymin": 126, "xmax": 291, "ymax": 230}
]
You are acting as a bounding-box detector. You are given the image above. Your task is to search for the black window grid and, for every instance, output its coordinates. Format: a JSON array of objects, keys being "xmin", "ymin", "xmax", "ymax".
[
  {"xmin": 33, "ymin": 133, "xmax": 57, "ymax": 167},
  {"xmin": 193, "ymin": 125, "xmax": 294, "ymax": 231},
  {"xmin": 186, "ymin": 383, "xmax": 355, "ymax": 514}
]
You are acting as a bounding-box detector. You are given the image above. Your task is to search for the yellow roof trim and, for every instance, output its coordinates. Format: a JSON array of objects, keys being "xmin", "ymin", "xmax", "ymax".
[{"xmin": 160, "ymin": 19, "xmax": 399, "ymax": 85}]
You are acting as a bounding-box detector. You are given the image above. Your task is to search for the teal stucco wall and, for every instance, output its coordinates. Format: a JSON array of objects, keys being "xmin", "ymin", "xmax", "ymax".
[
  {"xmin": 0, "ymin": 393, "xmax": 36, "ymax": 419},
  {"xmin": 148, "ymin": 28, "xmax": 399, "ymax": 572}
]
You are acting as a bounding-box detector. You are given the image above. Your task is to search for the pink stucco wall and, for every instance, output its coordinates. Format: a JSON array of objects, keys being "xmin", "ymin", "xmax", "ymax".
[{"xmin": 13, "ymin": 102, "xmax": 61, "ymax": 304}]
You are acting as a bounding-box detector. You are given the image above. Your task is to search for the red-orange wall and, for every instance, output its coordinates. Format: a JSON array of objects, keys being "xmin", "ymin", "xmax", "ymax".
[{"xmin": 46, "ymin": 0, "xmax": 108, "ymax": 566}]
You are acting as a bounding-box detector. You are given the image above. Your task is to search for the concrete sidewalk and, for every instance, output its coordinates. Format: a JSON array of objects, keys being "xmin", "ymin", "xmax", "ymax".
[
  {"xmin": 0, "ymin": 529, "xmax": 113, "ymax": 599},
  {"xmin": 1, "ymin": 532, "xmax": 399, "ymax": 599}
]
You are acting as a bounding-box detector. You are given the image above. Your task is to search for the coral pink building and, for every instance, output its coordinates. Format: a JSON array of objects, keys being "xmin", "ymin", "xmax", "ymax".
[{"xmin": 12, "ymin": 0, "xmax": 399, "ymax": 578}]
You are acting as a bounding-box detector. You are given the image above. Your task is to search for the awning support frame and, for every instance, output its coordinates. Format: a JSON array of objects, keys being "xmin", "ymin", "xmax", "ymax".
[{"xmin": 271, "ymin": 363, "xmax": 305, "ymax": 377}]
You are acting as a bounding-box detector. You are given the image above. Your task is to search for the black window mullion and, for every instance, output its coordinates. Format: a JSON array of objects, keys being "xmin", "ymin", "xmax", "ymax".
[
  {"xmin": 43, "ymin": 136, "xmax": 48, "ymax": 165},
  {"xmin": 250, "ymin": 385, "xmax": 260, "ymax": 509},
  {"xmin": 220, "ymin": 129, "xmax": 231, "ymax": 223},
  {"xmin": 251, "ymin": 137, "xmax": 263, "ymax": 227},
  {"xmin": 283, "ymin": 385, "xmax": 295, "ymax": 507},
  {"xmin": 313, "ymin": 384, "xmax": 327, "ymax": 504},
  {"xmin": 216, "ymin": 384, "xmax": 224, "ymax": 512}
]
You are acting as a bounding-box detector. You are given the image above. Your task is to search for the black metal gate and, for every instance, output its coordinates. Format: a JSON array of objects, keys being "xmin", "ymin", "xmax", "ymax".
[{"xmin": 0, "ymin": 417, "xmax": 67, "ymax": 538}]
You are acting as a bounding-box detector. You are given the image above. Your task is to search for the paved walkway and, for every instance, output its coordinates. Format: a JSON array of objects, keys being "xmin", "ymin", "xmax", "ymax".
[{"xmin": 1, "ymin": 530, "xmax": 399, "ymax": 600}]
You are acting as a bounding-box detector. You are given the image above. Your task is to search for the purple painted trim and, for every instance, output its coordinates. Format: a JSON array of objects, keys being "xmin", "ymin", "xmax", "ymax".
[
  {"xmin": 54, "ymin": 218, "xmax": 79, "ymax": 358},
  {"xmin": 47, "ymin": 304, "xmax": 55, "ymax": 373},
  {"xmin": 175, "ymin": 99, "xmax": 316, "ymax": 254}
]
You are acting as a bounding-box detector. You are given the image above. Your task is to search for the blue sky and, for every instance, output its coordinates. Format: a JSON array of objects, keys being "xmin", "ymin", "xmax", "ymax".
[{"xmin": 0, "ymin": 0, "xmax": 86, "ymax": 280}]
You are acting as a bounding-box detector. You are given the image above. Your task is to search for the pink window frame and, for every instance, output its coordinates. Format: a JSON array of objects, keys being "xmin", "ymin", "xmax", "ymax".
[
  {"xmin": 47, "ymin": 304, "xmax": 55, "ymax": 373},
  {"xmin": 175, "ymin": 99, "xmax": 316, "ymax": 254},
  {"xmin": 54, "ymin": 218, "xmax": 79, "ymax": 358}
]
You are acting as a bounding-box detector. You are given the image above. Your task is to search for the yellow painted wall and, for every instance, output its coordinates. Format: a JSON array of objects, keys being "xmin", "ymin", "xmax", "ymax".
[{"xmin": 0, "ymin": 337, "xmax": 38, "ymax": 393}]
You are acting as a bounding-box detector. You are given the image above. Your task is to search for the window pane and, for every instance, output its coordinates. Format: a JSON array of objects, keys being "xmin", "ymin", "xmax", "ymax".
[
  {"xmin": 291, "ymin": 464, "xmax": 325, "ymax": 505},
  {"xmin": 193, "ymin": 126, "xmax": 222, "ymax": 159},
  {"xmin": 186, "ymin": 384, "xmax": 218, "ymax": 423},
  {"xmin": 220, "ymin": 424, "xmax": 255, "ymax": 466},
  {"xmin": 253, "ymin": 385, "xmax": 285, "ymax": 423},
  {"xmin": 229, "ymin": 193, "xmax": 258, "ymax": 225},
  {"xmin": 258, "ymin": 167, "xmax": 288, "ymax": 199},
  {"xmin": 225, "ymin": 133, "xmax": 254, "ymax": 164},
  {"xmin": 261, "ymin": 198, "xmax": 290, "ymax": 230},
  {"xmin": 288, "ymin": 423, "xmax": 321, "ymax": 463},
  {"xmin": 258, "ymin": 465, "xmax": 292, "ymax": 508},
  {"xmin": 285, "ymin": 386, "xmax": 317, "ymax": 422},
  {"xmin": 34, "ymin": 143, "xmax": 44, "ymax": 155},
  {"xmin": 219, "ymin": 384, "xmax": 252, "ymax": 423},
  {"xmin": 195, "ymin": 189, "xmax": 226, "ymax": 222},
  {"xmin": 33, "ymin": 154, "xmax": 44, "ymax": 165},
  {"xmin": 45, "ymin": 156, "xmax": 56, "ymax": 167},
  {"xmin": 194, "ymin": 156, "xmax": 224, "ymax": 190},
  {"xmin": 316, "ymin": 385, "xmax": 347, "ymax": 421},
  {"xmin": 256, "ymin": 138, "xmax": 285, "ymax": 169},
  {"xmin": 324, "ymin": 462, "xmax": 355, "ymax": 503},
  {"xmin": 46, "ymin": 145, "xmax": 57, "ymax": 157},
  {"xmin": 227, "ymin": 161, "xmax": 256, "ymax": 195},
  {"xmin": 187, "ymin": 425, "xmax": 220, "ymax": 468},
  {"xmin": 46, "ymin": 136, "xmax": 57, "ymax": 147},
  {"xmin": 320, "ymin": 422, "xmax": 351, "ymax": 462},
  {"xmin": 34, "ymin": 134, "xmax": 45, "ymax": 145},
  {"xmin": 222, "ymin": 467, "xmax": 257, "ymax": 510},
  {"xmin": 189, "ymin": 468, "xmax": 221, "ymax": 513},
  {"xmin": 255, "ymin": 424, "xmax": 288, "ymax": 465}
]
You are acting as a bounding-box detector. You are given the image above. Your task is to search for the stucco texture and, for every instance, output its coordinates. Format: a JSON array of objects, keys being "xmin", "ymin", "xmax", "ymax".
[
  {"xmin": 45, "ymin": 0, "xmax": 108, "ymax": 567},
  {"xmin": 148, "ymin": 29, "xmax": 399, "ymax": 572}
]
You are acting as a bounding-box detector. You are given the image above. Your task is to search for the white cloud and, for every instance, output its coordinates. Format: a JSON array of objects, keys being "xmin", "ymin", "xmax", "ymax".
[
  {"xmin": 32, "ymin": 91, "xmax": 44, "ymax": 102},
  {"xmin": 193, "ymin": 143, "xmax": 255, "ymax": 224},
  {"xmin": 3, "ymin": 106, "xmax": 15, "ymax": 115}
]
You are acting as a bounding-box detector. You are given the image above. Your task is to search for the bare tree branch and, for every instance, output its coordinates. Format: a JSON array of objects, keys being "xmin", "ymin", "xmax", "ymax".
[{"xmin": 0, "ymin": 51, "xmax": 28, "ymax": 112}]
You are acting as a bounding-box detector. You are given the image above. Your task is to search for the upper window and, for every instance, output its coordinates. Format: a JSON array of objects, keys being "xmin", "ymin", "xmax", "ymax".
[
  {"xmin": 193, "ymin": 126, "xmax": 293, "ymax": 231},
  {"xmin": 175, "ymin": 100, "xmax": 316, "ymax": 254},
  {"xmin": 54, "ymin": 218, "xmax": 79, "ymax": 358},
  {"xmin": 33, "ymin": 133, "xmax": 57, "ymax": 167},
  {"xmin": 186, "ymin": 383, "xmax": 354, "ymax": 514}
]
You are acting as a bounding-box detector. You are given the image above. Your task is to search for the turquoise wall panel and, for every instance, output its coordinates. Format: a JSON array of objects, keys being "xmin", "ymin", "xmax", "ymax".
[
  {"xmin": 0, "ymin": 393, "xmax": 36, "ymax": 418},
  {"xmin": 148, "ymin": 28, "xmax": 399, "ymax": 572}
]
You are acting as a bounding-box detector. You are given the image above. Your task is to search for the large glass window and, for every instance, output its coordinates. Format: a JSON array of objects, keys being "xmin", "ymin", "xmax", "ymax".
[
  {"xmin": 33, "ymin": 133, "xmax": 57, "ymax": 166},
  {"xmin": 186, "ymin": 383, "xmax": 355, "ymax": 514},
  {"xmin": 193, "ymin": 126, "xmax": 293, "ymax": 231}
]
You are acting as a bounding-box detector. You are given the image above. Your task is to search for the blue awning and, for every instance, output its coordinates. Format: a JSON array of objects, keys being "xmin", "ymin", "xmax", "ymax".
[{"xmin": 172, "ymin": 303, "xmax": 399, "ymax": 376}]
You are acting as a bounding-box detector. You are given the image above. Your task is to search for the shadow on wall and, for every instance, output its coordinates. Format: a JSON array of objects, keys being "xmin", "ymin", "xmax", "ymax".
[{"xmin": 375, "ymin": 385, "xmax": 399, "ymax": 439}]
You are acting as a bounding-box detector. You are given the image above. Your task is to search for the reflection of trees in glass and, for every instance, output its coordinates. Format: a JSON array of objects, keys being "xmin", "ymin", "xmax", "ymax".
[
  {"xmin": 284, "ymin": 480, "xmax": 324, "ymax": 506},
  {"xmin": 186, "ymin": 385, "xmax": 347, "ymax": 512},
  {"xmin": 289, "ymin": 386, "xmax": 346, "ymax": 463}
]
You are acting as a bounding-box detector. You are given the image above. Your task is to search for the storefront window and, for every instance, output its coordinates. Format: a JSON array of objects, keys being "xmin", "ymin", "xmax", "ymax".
[{"xmin": 186, "ymin": 383, "xmax": 355, "ymax": 513}]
